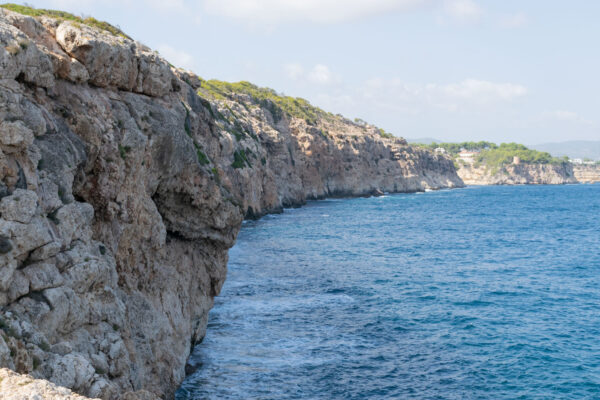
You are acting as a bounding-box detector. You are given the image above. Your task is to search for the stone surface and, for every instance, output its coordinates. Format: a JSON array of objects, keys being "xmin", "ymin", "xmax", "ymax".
[
  {"xmin": 0, "ymin": 188, "xmax": 38, "ymax": 223},
  {"xmin": 0, "ymin": 368, "xmax": 98, "ymax": 400},
  {"xmin": 0, "ymin": 7, "xmax": 464, "ymax": 400},
  {"xmin": 572, "ymin": 164, "xmax": 600, "ymax": 183}
]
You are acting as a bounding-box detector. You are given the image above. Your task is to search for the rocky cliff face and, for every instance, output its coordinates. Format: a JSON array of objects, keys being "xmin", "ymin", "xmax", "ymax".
[
  {"xmin": 573, "ymin": 165, "xmax": 600, "ymax": 183},
  {"xmin": 0, "ymin": 7, "xmax": 462, "ymax": 399},
  {"xmin": 457, "ymin": 163, "xmax": 577, "ymax": 185}
]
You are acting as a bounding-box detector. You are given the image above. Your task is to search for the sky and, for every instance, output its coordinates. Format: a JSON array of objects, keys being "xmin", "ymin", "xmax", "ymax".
[{"xmin": 19, "ymin": 0, "xmax": 600, "ymax": 144}]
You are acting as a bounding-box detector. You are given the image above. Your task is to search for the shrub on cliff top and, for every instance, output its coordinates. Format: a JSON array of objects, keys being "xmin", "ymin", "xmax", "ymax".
[
  {"xmin": 421, "ymin": 141, "xmax": 497, "ymax": 155},
  {"xmin": 197, "ymin": 79, "xmax": 331, "ymax": 126},
  {"xmin": 0, "ymin": 3, "xmax": 130, "ymax": 39},
  {"xmin": 378, "ymin": 128, "xmax": 395, "ymax": 139}
]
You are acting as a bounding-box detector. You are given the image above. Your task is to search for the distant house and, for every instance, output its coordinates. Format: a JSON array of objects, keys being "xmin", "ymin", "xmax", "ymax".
[
  {"xmin": 570, "ymin": 158, "xmax": 583, "ymax": 165},
  {"xmin": 434, "ymin": 147, "xmax": 446, "ymax": 154},
  {"xmin": 457, "ymin": 149, "xmax": 479, "ymax": 164}
]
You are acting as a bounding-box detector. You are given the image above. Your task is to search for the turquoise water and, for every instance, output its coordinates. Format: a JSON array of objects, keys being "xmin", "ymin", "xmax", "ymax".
[{"xmin": 177, "ymin": 185, "xmax": 600, "ymax": 399}]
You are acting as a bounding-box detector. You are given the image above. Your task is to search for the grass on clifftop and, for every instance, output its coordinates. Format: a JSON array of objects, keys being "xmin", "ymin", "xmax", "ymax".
[
  {"xmin": 197, "ymin": 79, "xmax": 405, "ymax": 140},
  {"xmin": 197, "ymin": 79, "xmax": 333, "ymax": 126},
  {"xmin": 417, "ymin": 141, "xmax": 568, "ymax": 168},
  {"xmin": 0, "ymin": 3, "xmax": 130, "ymax": 38}
]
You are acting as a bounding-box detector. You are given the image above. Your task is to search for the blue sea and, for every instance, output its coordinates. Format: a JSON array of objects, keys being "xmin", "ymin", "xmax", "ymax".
[{"xmin": 177, "ymin": 185, "xmax": 600, "ymax": 399}]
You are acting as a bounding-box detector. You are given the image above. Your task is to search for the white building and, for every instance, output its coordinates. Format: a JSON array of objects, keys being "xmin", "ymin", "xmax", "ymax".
[{"xmin": 434, "ymin": 147, "xmax": 447, "ymax": 154}]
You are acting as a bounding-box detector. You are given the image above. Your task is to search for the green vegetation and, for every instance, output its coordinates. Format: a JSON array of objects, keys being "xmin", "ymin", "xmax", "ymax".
[
  {"xmin": 232, "ymin": 149, "xmax": 251, "ymax": 169},
  {"xmin": 0, "ymin": 3, "xmax": 130, "ymax": 38},
  {"xmin": 476, "ymin": 143, "xmax": 567, "ymax": 167},
  {"xmin": 211, "ymin": 167, "xmax": 221, "ymax": 184},
  {"xmin": 416, "ymin": 141, "xmax": 497, "ymax": 155},
  {"xmin": 193, "ymin": 143, "xmax": 210, "ymax": 165},
  {"xmin": 419, "ymin": 141, "xmax": 568, "ymax": 169},
  {"xmin": 378, "ymin": 128, "xmax": 395, "ymax": 139},
  {"xmin": 230, "ymin": 120, "xmax": 246, "ymax": 141},
  {"xmin": 118, "ymin": 145, "xmax": 130, "ymax": 160},
  {"xmin": 197, "ymin": 80, "xmax": 331, "ymax": 126}
]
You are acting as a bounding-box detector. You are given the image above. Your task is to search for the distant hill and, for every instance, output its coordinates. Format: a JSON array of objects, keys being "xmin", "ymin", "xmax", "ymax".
[{"xmin": 530, "ymin": 141, "xmax": 600, "ymax": 160}]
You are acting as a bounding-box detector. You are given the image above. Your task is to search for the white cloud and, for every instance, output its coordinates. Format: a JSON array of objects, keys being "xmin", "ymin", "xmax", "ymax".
[
  {"xmin": 157, "ymin": 44, "xmax": 195, "ymax": 70},
  {"xmin": 284, "ymin": 63, "xmax": 305, "ymax": 80},
  {"xmin": 308, "ymin": 64, "xmax": 334, "ymax": 84},
  {"xmin": 144, "ymin": 0, "xmax": 186, "ymax": 11},
  {"xmin": 438, "ymin": 79, "xmax": 528, "ymax": 101},
  {"xmin": 45, "ymin": 0, "xmax": 186, "ymax": 11},
  {"xmin": 499, "ymin": 12, "xmax": 528, "ymax": 28},
  {"xmin": 202, "ymin": 0, "xmax": 425, "ymax": 25},
  {"xmin": 544, "ymin": 110, "xmax": 591, "ymax": 125},
  {"xmin": 284, "ymin": 63, "xmax": 339, "ymax": 85},
  {"xmin": 443, "ymin": 0, "xmax": 483, "ymax": 22},
  {"xmin": 358, "ymin": 78, "xmax": 527, "ymax": 114}
]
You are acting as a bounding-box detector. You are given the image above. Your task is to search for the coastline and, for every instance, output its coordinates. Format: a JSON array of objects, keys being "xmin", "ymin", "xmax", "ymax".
[{"xmin": 0, "ymin": 5, "xmax": 596, "ymax": 400}]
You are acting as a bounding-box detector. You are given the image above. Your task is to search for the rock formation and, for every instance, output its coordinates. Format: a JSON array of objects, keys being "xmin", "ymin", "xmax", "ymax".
[
  {"xmin": 457, "ymin": 163, "xmax": 577, "ymax": 185},
  {"xmin": 0, "ymin": 368, "xmax": 99, "ymax": 400},
  {"xmin": 0, "ymin": 7, "xmax": 463, "ymax": 399},
  {"xmin": 572, "ymin": 165, "xmax": 600, "ymax": 184}
]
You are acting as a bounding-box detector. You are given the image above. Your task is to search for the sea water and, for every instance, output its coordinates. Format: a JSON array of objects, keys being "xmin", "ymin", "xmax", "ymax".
[{"xmin": 177, "ymin": 185, "xmax": 600, "ymax": 399}]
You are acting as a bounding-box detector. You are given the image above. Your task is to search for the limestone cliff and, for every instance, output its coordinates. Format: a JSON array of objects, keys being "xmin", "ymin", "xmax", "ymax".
[
  {"xmin": 573, "ymin": 165, "xmax": 600, "ymax": 184},
  {"xmin": 0, "ymin": 7, "xmax": 462, "ymax": 400},
  {"xmin": 457, "ymin": 163, "xmax": 577, "ymax": 185}
]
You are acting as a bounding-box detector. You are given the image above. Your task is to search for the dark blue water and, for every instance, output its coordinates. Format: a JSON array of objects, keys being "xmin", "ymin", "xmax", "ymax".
[{"xmin": 177, "ymin": 185, "xmax": 600, "ymax": 399}]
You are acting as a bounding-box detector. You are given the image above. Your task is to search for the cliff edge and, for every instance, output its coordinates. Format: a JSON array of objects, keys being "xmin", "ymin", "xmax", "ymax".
[
  {"xmin": 457, "ymin": 163, "xmax": 577, "ymax": 185},
  {"xmin": 0, "ymin": 6, "xmax": 462, "ymax": 399},
  {"xmin": 573, "ymin": 164, "xmax": 600, "ymax": 183},
  {"xmin": 421, "ymin": 142, "xmax": 577, "ymax": 185}
]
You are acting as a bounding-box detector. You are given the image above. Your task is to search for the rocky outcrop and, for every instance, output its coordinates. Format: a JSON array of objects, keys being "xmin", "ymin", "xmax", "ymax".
[
  {"xmin": 573, "ymin": 165, "xmax": 600, "ymax": 183},
  {"xmin": 0, "ymin": 368, "xmax": 99, "ymax": 400},
  {"xmin": 0, "ymin": 7, "xmax": 463, "ymax": 400},
  {"xmin": 457, "ymin": 163, "xmax": 577, "ymax": 185}
]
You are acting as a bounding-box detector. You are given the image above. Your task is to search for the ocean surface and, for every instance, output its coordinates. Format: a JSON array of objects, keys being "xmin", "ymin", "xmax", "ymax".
[{"xmin": 177, "ymin": 185, "xmax": 600, "ymax": 399}]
